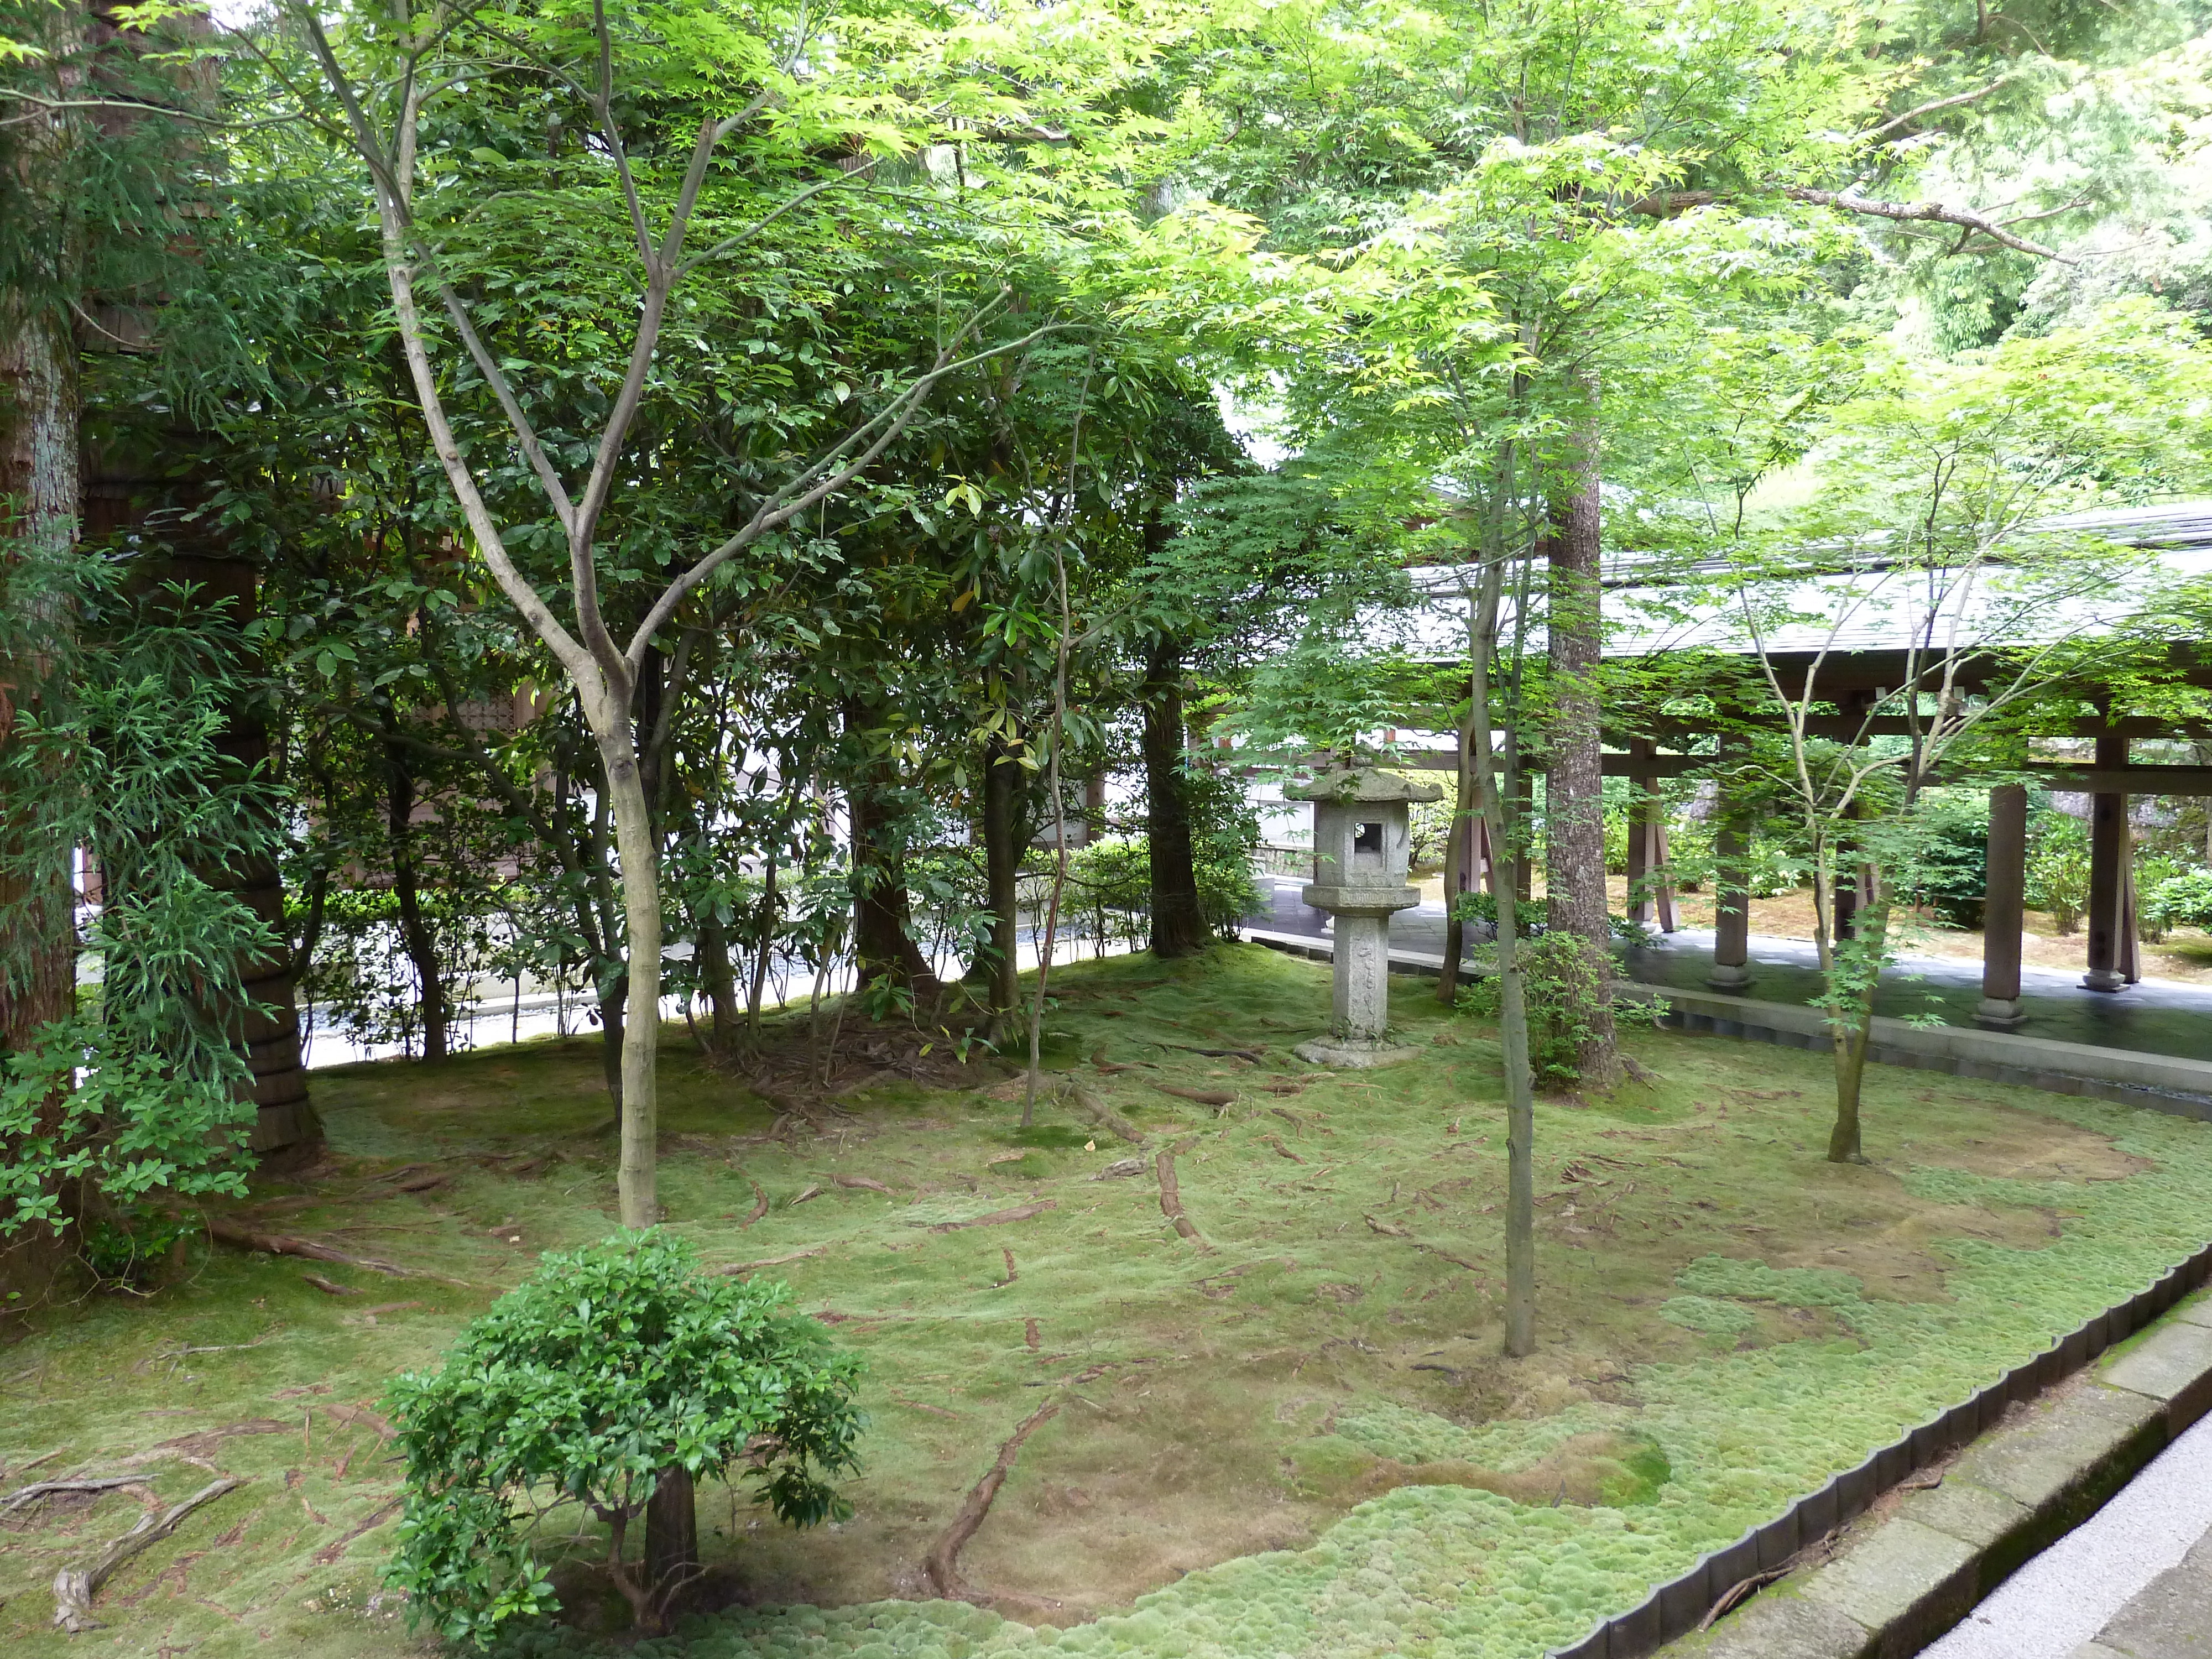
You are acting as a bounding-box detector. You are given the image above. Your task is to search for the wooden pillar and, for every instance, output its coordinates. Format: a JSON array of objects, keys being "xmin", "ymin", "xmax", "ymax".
[
  {"xmin": 1709, "ymin": 746, "xmax": 1751, "ymax": 990},
  {"xmin": 1624, "ymin": 739, "xmax": 1679, "ymax": 933},
  {"xmin": 1977, "ymin": 783, "xmax": 2027, "ymax": 1030},
  {"xmin": 2084, "ymin": 734, "xmax": 2130, "ymax": 993}
]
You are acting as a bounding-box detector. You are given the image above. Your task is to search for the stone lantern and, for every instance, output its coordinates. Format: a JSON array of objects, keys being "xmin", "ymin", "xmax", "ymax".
[{"xmin": 1287, "ymin": 765, "xmax": 1442, "ymax": 1067}]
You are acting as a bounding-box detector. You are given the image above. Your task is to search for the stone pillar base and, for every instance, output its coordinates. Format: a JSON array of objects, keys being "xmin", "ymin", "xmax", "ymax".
[
  {"xmin": 1974, "ymin": 997, "xmax": 2026, "ymax": 1031},
  {"xmin": 2083, "ymin": 968, "xmax": 2128, "ymax": 993},
  {"xmin": 1707, "ymin": 962, "xmax": 1752, "ymax": 992},
  {"xmin": 1295, "ymin": 1037, "xmax": 1422, "ymax": 1070}
]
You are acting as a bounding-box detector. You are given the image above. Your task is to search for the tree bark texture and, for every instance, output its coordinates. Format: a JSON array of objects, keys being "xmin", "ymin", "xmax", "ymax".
[
  {"xmin": 0, "ymin": 34, "xmax": 84, "ymax": 1307},
  {"xmin": 1141, "ymin": 639, "xmax": 1207, "ymax": 958},
  {"xmin": 644, "ymin": 1466, "xmax": 697, "ymax": 1603},
  {"xmin": 1541, "ymin": 408, "xmax": 1618, "ymax": 1089},
  {"xmin": 595, "ymin": 722, "xmax": 661, "ymax": 1228}
]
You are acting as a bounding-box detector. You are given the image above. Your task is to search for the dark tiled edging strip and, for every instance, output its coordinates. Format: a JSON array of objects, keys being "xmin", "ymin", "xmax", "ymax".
[{"xmin": 1542, "ymin": 1241, "xmax": 2212, "ymax": 1659}]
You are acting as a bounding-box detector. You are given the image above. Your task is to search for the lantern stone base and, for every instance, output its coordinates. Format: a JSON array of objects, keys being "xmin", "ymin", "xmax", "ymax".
[{"xmin": 1294, "ymin": 1036, "xmax": 1423, "ymax": 1070}]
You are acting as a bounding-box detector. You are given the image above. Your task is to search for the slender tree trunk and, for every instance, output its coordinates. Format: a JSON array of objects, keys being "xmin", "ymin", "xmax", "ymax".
[
  {"xmin": 383, "ymin": 754, "xmax": 448, "ymax": 1061},
  {"xmin": 1826, "ymin": 900, "xmax": 1886, "ymax": 1164},
  {"xmin": 586, "ymin": 720, "xmax": 661, "ymax": 1228},
  {"xmin": 1141, "ymin": 639, "xmax": 1206, "ymax": 958},
  {"xmin": 745, "ymin": 847, "xmax": 778, "ymax": 1044},
  {"xmin": 1471, "ymin": 571, "xmax": 1537, "ymax": 1359},
  {"xmin": 1541, "ymin": 399, "xmax": 1618, "ymax": 1090}
]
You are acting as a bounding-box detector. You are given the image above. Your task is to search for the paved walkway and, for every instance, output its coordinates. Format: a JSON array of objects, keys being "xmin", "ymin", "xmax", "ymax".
[
  {"xmin": 1923, "ymin": 1409, "xmax": 2212, "ymax": 1659},
  {"xmin": 1245, "ymin": 879, "xmax": 2212, "ymax": 1066}
]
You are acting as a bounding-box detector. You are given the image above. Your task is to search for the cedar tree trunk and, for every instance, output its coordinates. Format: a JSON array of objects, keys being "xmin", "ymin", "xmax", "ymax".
[{"xmin": 1541, "ymin": 404, "xmax": 1618, "ymax": 1089}]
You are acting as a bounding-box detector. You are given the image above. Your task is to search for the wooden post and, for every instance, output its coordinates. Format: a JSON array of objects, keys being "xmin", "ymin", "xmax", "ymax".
[
  {"xmin": 2084, "ymin": 734, "xmax": 2130, "ymax": 993},
  {"xmin": 1624, "ymin": 739, "xmax": 1679, "ymax": 933},
  {"xmin": 1977, "ymin": 783, "xmax": 2027, "ymax": 1030}
]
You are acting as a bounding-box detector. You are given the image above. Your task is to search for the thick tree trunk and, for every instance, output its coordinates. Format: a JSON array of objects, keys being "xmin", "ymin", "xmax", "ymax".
[
  {"xmin": 1541, "ymin": 404, "xmax": 1618, "ymax": 1091},
  {"xmin": 644, "ymin": 1467, "xmax": 697, "ymax": 1605},
  {"xmin": 0, "ymin": 305, "xmax": 80, "ymax": 1061},
  {"xmin": 383, "ymin": 754, "xmax": 448, "ymax": 1061},
  {"xmin": 695, "ymin": 907, "xmax": 738, "ymax": 1053},
  {"xmin": 1141, "ymin": 639, "xmax": 1207, "ymax": 958},
  {"xmin": 0, "ymin": 71, "xmax": 84, "ymax": 1307}
]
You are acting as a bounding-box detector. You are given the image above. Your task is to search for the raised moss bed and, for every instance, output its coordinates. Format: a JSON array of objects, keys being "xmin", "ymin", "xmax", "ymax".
[{"xmin": 3, "ymin": 944, "xmax": 2209, "ymax": 1659}]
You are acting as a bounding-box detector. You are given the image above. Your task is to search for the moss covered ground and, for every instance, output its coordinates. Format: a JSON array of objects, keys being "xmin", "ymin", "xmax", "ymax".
[{"xmin": 4, "ymin": 943, "xmax": 2211, "ymax": 1658}]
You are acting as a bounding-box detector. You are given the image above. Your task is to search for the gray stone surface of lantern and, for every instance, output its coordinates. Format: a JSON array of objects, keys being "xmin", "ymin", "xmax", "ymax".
[{"xmin": 1286, "ymin": 765, "xmax": 1443, "ymax": 1067}]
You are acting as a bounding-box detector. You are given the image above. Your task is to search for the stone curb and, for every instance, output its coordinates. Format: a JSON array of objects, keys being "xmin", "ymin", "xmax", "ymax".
[
  {"xmin": 1604, "ymin": 1294, "xmax": 2212, "ymax": 1659},
  {"xmin": 1242, "ymin": 930, "xmax": 2212, "ymax": 1118},
  {"xmin": 1623, "ymin": 982, "xmax": 2212, "ymax": 1120}
]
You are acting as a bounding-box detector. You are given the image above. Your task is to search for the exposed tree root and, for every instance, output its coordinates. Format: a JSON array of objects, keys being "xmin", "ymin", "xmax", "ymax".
[
  {"xmin": 994, "ymin": 1248, "xmax": 1018, "ymax": 1287},
  {"xmin": 833, "ymin": 1175, "xmax": 896, "ymax": 1195},
  {"xmin": 1261, "ymin": 1135, "xmax": 1307, "ymax": 1165},
  {"xmin": 921, "ymin": 1400, "xmax": 1062, "ymax": 1602},
  {"xmin": 742, "ymin": 1182, "xmax": 769, "ymax": 1228},
  {"xmin": 930, "ymin": 1201, "xmax": 1055, "ymax": 1233},
  {"xmin": 1024, "ymin": 1317, "xmax": 1040, "ymax": 1350},
  {"xmin": 1171, "ymin": 1045, "xmax": 1265, "ymax": 1063},
  {"xmin": 312, "ymin": 1496, "xmax": 401, "ymax": 1567},
  {"xmin": 1, "ymin": 1477, "xmax": 148, "ymax": 1520},
  {"xmin": 1156, "ymin": 1143, "xmax": 1209, "ymax": 1250},
  {"xmin": 1064, "ymin": 1083, "xmax": 1145, "ymax": 1144},
  {"xmin": 1152, "ymin": 1083, "xmax": 1235, "ymax": 1110},
  {"xmin": 790, "ymin": 1184, "xmax": 825, "ymax": 1206},
  {"xmin": 204, "ymin": 1219, "xmax": 405, "ymax": 1277},
  {"xmin": 51, "ymin": 1476, "xmax": 244, "ymax": 1632},
  {"xmin": 301, "ymin": 1274, "xmax": 358, "ymax": 1297},
  {"xmin": 1090, "ymin": 1156, "xmax": 1147, "ymax": 1181},
  {"xmin": 1620, "ymin": 1056, "xmax": 1665, "ymax": 1088},
  {"xmin": 1364, "ymin": 1215, "xmax": 1486, "ymax": 1275},
  {"xmin": 721, "ymin": 1244, "xmax": 828, "ymax": 1275}
]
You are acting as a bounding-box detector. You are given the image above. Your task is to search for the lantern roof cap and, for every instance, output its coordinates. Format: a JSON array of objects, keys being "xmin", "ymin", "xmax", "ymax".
[{"xmin": 1286, "ymin": 765, "xmax": 1444, "ymax": 805}]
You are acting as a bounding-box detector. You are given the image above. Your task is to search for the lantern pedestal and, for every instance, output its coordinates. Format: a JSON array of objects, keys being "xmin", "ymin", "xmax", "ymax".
[{"xmin": 1285, "ymin": 767, "xmax": 1441, "ymax": 1070}]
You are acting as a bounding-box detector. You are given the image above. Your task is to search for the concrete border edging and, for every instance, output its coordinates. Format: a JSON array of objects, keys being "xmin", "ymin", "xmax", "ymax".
[
  {"xmin": 1542, "ymin": 1256, "xmax": 2212, "ymax": 1659},
  {"xmin": 1623, "ymin": 982, "xmax": 2212, "ymax": 1120},
  {"xmin": 1241, "ymin": 931, "xmax": 2212, "ymax": 1118}
]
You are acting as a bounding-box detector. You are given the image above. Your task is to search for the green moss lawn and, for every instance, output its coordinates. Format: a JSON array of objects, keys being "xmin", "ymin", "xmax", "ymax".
[{"xmin": 6, "ymin": 943, "xmax": 2211, "ymax": 1659}]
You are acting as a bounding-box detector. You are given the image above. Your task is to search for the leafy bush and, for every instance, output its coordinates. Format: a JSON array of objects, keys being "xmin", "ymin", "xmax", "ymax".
[
  {"xmin": 2026, "ymin": 807, "xmax": 2090, "ymax": 933},
  {"xmin": 1454, "ymin": 930, "xmax": 1663, "ymax": 1088},
  {"xmin": 384, "ymin": 1232, "xmax": 863, "ymax": 1647},
  {"xmin": 1900, "ymin": 792, "xmax": 1989, "ymax": 930},
  {"xmin": 2142, "ymin": 868, "xmax": 2212, "ymax": 938},
  {"xmin": 0, "ymin": 1031, "xmax": 257, "ymax": 1241}
]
